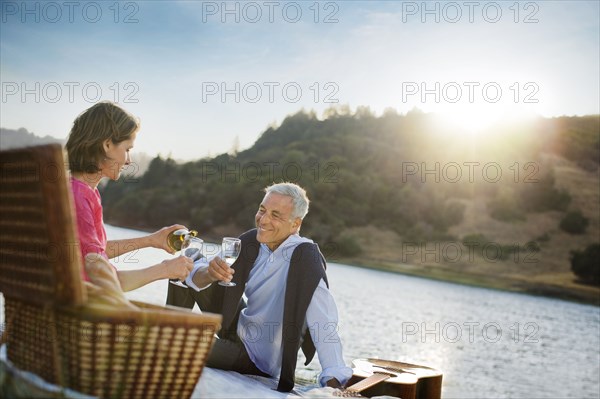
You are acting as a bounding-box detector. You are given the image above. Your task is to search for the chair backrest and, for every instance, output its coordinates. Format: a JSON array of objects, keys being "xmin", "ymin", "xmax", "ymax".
[{"xmin": 0, "ymin": 144, "xmax": 85, "ymax": 306}]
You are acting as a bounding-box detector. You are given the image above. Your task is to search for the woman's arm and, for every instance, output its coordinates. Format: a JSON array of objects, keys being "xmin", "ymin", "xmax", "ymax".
[
  {"xmin": 117, "ymin": 256, "xmax": 193, "ymax": 292},
  {"xmin": 106, "ymin": 224, "xmax": 185, "ymax": 258},
  {"xmin": 106, "ymin": 236, "xmax": 151, "ymax": 259}
]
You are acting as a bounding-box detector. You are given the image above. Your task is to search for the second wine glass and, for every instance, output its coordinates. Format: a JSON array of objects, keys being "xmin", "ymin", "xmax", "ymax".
[
  {"xmin": 218, "ymin": 237, "xmax": 241, "ymax": 287},
  {"xmin": 170, "ymin": 236, "xmax": 203, "ymax": 288}
]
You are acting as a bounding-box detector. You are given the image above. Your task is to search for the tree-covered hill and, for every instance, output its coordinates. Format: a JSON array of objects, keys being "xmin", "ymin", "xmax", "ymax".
[
  {"xmin": 101, "ymin": 110, "xmax": 599, "ymax": 302},
  {"xmin": 0, "ymin": 127, "xmax": 64, "ymax": 149}
]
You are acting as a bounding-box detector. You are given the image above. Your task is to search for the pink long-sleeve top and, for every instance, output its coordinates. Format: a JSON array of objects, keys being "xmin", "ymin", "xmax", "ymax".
[{"xmin": 70, "ymin": 176, "xmax": 111, "ymax": 280}]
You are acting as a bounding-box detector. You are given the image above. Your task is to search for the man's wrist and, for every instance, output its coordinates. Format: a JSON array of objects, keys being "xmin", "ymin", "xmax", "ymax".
[{"xmin": 187, "ymin": 264, "xmax": 212, "ymax": 291}]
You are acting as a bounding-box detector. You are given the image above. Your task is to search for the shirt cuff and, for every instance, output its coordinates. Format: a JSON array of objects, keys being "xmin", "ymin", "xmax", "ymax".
[
  {"xmin": 185, "ymin": 262, "xmax": 212, "ymax": 291},
  {"xmin": 318, "ymin": 366, "xmax": 353, "ymax": 387}
]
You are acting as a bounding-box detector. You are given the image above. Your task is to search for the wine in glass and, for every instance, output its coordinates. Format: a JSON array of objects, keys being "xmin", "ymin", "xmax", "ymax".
[
  {"xmin": 170, "ymin": 236, "xmax": 203, "ymax": 287},
  {"xmin": 218, "ymin": 237, "xmax": 241, "ymax": 287}
]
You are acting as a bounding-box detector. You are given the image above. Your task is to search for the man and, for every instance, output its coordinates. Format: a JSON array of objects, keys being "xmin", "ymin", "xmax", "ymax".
[{"xmin": 167, "ymin": 182, "xmax": 352, "ymax": 392}]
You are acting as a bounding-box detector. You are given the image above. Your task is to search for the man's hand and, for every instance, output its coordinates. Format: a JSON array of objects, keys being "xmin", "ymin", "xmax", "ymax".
[
  {"xmin": 325, "ymin": 378, "xmax": 343, "ymax": 389},
  {"xmin": 207, "ymin": 256, "xmax": 235, "ymax": 284}
]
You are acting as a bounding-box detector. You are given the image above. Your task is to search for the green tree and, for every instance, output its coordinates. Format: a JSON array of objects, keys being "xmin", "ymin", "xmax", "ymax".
[
  {"xmin": 560, "ymin": 210, "xmax": 589, "ymax": 234},
  {"xmin": 520, "ymin": 172, "xmax": 571, "ymax": 212},
  {"xmin": 570, "ymin": 244, "xmax": 600, "ymax": 285}
]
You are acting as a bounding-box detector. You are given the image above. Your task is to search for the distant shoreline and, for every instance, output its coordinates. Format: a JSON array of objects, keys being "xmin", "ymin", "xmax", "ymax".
[
  {"xmin": 337, "ymin": 257, "xmax": 600, "ymax": 307},
  {"xmin": 106, "ymin": 223, "xmax": 599, "ymax": 307}
]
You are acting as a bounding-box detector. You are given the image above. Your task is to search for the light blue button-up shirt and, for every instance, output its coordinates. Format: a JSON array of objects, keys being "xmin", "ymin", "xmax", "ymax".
[{"xmin": 186, "ymin": 234, "xmax": 353, "ymax": 386}]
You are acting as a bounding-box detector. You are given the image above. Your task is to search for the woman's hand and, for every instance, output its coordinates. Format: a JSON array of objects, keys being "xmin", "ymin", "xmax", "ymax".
[
  {"xmin": 149, "ymin": 224, "xmax": 186, "ymax": 254},
  {"xmin": 161, "ymin": 257, "xmax": 194, "ymax": 280}
]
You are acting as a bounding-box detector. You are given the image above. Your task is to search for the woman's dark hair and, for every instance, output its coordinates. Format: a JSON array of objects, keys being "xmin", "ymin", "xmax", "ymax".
[{"xmin": 66, "ymin": 101, "xmax": 139, "ymax": 173}]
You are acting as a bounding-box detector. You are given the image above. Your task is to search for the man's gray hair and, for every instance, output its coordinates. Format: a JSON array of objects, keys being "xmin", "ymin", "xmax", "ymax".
[{"xmin": 264, "ymin": 182, "xmax": 310, "ymax": 220}]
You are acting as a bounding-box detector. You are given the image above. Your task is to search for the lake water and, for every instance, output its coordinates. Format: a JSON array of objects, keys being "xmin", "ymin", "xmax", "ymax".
[{"xmin": 2, "ymin": 224, "xmax": 599, "ymax": 398}]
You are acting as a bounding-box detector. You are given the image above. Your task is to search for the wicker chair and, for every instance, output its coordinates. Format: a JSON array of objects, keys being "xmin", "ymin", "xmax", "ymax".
[{"xmin": 0, "ymin": 144, "xmax": 221, "ymax": 398}]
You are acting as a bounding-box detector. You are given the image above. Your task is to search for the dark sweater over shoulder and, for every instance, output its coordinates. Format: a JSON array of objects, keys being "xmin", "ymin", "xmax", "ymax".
[{"xmin": 191, "ymin": 229, "xmax": 328, "ymax": 392}]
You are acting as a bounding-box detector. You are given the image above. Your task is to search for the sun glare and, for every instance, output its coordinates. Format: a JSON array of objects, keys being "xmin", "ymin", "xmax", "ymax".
[{"xmin": 433, "ymin": 103, "xmax": 536, "ymax": 137}]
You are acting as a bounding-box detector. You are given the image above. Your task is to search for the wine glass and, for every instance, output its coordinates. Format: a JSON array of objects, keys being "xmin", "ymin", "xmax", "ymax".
[
  {"xmin": 170, "ymin": 236, "xmax": 203, "ymax": 287},
  {"xmin": 218, "ymin": 237, "xmax": 241, "ymax": 287}
]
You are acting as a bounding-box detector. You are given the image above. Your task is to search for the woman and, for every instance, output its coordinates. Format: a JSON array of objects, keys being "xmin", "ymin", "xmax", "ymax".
[{"xmin": 66, "ymin": 101, "xmax": 192, "ymax": 291}]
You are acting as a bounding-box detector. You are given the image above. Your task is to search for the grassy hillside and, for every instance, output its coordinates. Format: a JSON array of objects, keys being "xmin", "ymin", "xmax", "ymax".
[
  {"xmin": 343, "ymin": 155, "xmax": 599, "ymax": 304},
  {"xmin": 101, "ymin": 110, "xmax": 600, "ymax": 304}
]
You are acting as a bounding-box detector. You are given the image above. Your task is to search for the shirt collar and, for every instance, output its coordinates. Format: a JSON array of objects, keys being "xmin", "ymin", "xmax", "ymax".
[{"xmin": 260, "ymin": 233, "xmax": 313, "ymax": 256}]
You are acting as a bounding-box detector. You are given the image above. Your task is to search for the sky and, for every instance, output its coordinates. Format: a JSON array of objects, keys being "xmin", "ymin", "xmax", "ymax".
[{"xmin": 1, "ymin": 0, "xmax": 599, "ymax": 160}]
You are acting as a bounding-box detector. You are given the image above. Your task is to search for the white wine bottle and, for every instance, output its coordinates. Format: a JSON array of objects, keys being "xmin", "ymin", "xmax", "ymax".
[{"xmin": 167, "ymin": 228, "xmax": 198, "ymax": 252}]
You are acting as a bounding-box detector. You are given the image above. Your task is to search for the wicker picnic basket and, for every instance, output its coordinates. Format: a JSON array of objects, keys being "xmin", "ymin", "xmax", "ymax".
[{"xmin": 0, "ymin": 144, "xmax": 221, "ymax": 398}]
